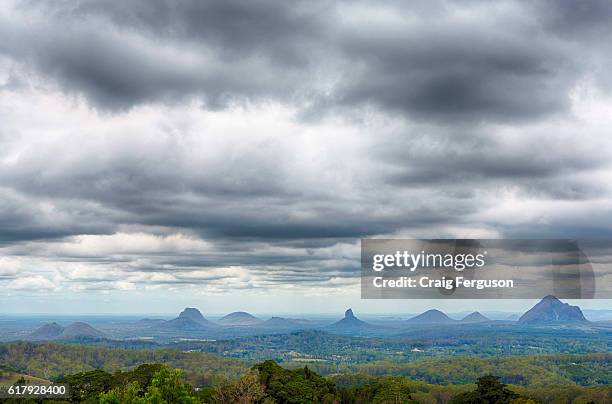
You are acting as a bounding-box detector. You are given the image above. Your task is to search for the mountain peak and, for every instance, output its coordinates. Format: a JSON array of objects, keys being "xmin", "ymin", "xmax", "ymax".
[
  {"xmin": 218, "ymin": 311, "xmax": 262, "ymax": 326},
  {"xmin": 461, "ymin": 311, "xmax": 490, "ymax": 323},
  {"xmin": 28, "ymin": 322, "xmax": 65, "ymax": 340},
  {"xmin": 178, "ymin": 307, "xmax": 206, "ymax": 322},
  {"xmin": 518, "ymin": 296, "xmax": 587, "ymax": 324},
  {"xmin": 327, "ymin": 308, "xmax": 375, "ymax": 332},
  {"xmin": 59, "ymin": 322, "xmax": 105, "ymax": 339},
  {"xmin": 29, "ymin": 321, "xmax": 104, "ymax": 340},
  {"xmin": 157, "ymin": 307, "xmax": 216, "ymax": 330},
  {"xmin": 407, "ymin": 309, "xmax": 456, "ymax": 324}
]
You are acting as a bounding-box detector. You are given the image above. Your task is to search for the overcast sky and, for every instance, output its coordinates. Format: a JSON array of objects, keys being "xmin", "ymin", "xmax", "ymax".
[{"xmin": 1, "ymin": 0, "xmax": 611, "ymax": 315}]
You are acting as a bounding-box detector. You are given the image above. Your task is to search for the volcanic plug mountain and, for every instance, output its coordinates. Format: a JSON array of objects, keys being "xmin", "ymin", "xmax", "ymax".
[
  {"xmin": 156, "ymin": 307, "xmax": 217, "ymax": 330},
  {"xmin": 407, "ymin": 309, "xmax": 456, "ymax": 324},
  {"xmin": 27, "ymin": 322, "xmax": 64, "ymax": 340},
  {"xmin": 326, "ymin": 309, "xmax": 376, "ymax": 332},
  {"xmin": 218, "ymin": 312, "xmax": 262, "ymax": 326},
  {"xmin": 59, "ymin": 322, "xmax": 106, "ymax": 339},
  {"xmin": 461, "ymin": 311, "xmax": 490, "ymax": 323},
  {"xmin": 518, "ymin": 296, "xmax": 588, "ymax": 324},
  {"xmin": 28, "ymin": 322, "xmax": 105, "ymax": 340}
]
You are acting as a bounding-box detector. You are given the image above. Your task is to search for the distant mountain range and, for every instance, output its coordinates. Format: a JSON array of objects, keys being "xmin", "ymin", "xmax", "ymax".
[
  {"xmin": 518, "ymin": 295, "xmax": 588, "ymax": 324},
  {"xmin": 402, "ymin": 310, "xmax": 490, "ymax": 325},
  {"xmin": 402, "ymin": 297, "xmax": 586, "ymax": 326},
  {"xmin": 28, "ymin": 322, "xmax": 105, "ymax": 341},
  {"xmin": 138, "ymin": 308, "xmax": 319, "ymax": 332},
  {"xmin": 29, "ymin": 296, "xmax": 588, "ymax": 341},
  {"xmin": 142, "ymin": 297, "xmax": 591, "ymax": 333}
]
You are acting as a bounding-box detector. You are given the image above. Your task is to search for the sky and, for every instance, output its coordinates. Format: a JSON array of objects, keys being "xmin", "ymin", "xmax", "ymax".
[{"xmin": 0, "ymin": 0, "xmax": 611, "ymax": 315}]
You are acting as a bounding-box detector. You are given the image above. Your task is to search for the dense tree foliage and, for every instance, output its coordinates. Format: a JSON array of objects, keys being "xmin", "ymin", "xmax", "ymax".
[
  {"xmin": 211, "ymin": 371, "xmax": 266, "ymax": 403},
  {"xmin": 252, "ymin": 360, "xmax": 338, "ymax": 403},
  {"xmin": 296, "ymin": 353, "xmax": 612, "ymax": 387},
  {"xmin": 449, "ymin": 375, "xmax": 521, "ymax": 404},
  {"xmin": 337, "ymin": 376, "xmax": 417, "ymax": 403},
  {"xmin": 99, "ymin": 367, "xmax": 198, "ymax": 404},
  {"xmin": 0, "ymin": 341, "xmax": 246, "ymax": 386},
  {"xmin": 0, "ymin": 361, "xmax": 610, "ymax": 403},
  {"xmin": 2, "ymin": 341, "xmax": 609, "ymax": 389},
  {"xmin": 0, "ymin": 341, "xmax": 610, "ymax": 403},
  {"xmin": 57, "ymin": 364, "xmax": 164, "ymax": 403}
]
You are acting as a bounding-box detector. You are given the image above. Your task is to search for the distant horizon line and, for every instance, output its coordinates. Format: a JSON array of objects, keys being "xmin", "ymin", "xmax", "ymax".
[
  {"xmin": 2, "ymin": 309, "xmax": 611, "ymax": 318},
  {"xmin": 0, "ymin": 310, "xmax": 519, "ymax": 317}
]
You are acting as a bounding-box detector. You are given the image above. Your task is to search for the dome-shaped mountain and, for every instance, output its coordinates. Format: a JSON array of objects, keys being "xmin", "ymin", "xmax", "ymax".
[
  {"xmin": 27, "ymin": 321, "xmax": 105, "ymax": 340},
  {"xmin": 218, "ymin": 312, "xmax": 262, "ymax": 326},
  {"xmin": 460, "ymin": 311, "xmax": 490, "ymax": 323},
  {"xmin": 518, "ymin": 296, "xmax": 588, "ymax": 324},
  {"xmin": 178, "ymin": 307, "xmax": 209, "ymax": 323},
  {"xmin": 28, "ymin": 322, "xmax": 64, "ymax": 340},
  {"xmin": 407, "ymin": 309, "xmax": 456, "ymax": 324},
  {"xmin": 58, "ymin": 322, "xmax": 105, "ymax": 339}
]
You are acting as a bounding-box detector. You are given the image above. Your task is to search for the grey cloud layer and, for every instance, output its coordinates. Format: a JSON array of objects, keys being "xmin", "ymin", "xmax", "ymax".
[
  {"xmin": 2, "ymin": 0, "xmax": 607, "ymax": 120},
  {"xmin": 1, "ymin": 0, "xmax": 612, "ymax": 293}
]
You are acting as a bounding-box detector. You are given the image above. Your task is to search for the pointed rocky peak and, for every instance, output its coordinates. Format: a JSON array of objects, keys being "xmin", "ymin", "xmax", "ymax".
[
  {"xmin": 518, "ymin": 296, "xmax": 588, "ymax": 324},
  {"xmin": 326, "ymin": 308, "xmax": 375, "ymax": 331}
]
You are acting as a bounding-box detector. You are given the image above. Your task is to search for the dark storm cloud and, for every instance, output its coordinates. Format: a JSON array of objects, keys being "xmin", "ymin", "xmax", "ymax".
[
  {"xmin": 386, "ymin": 140, "xmax": 604, "ymax": 188},
  {"xmin": 69, "ymin": 0, "xmax": 330, "ymax": 61},
  {"xmin": 536, "ymin": 0, "xmax": 612, "ymax": 38},
  {"xmin": 0, "ymin": 126, "xmax": 465, "ymax": 243},
  {"xmin": 1, "ymin": 0, "xmax": 605, "ymax": 120},
  {"xmin": 0, "ymin": 189, "xmax": 117, "ymax": 244},
  {"xmin": 330, "ymin": 26, "xmax": 574, "ymax": 122},
  {"xmin": 2, "ymin": 0, "xmax": 330, "ymax": 110},
  {"xmin": 1, "ymin": 28, "xmax": 295, "ymax": 111}
]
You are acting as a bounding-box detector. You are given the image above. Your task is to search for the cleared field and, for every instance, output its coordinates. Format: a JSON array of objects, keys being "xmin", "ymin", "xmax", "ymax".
[{"xmin": 0, "ymin": 369, "xmax": 51, "ymax": 385}]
